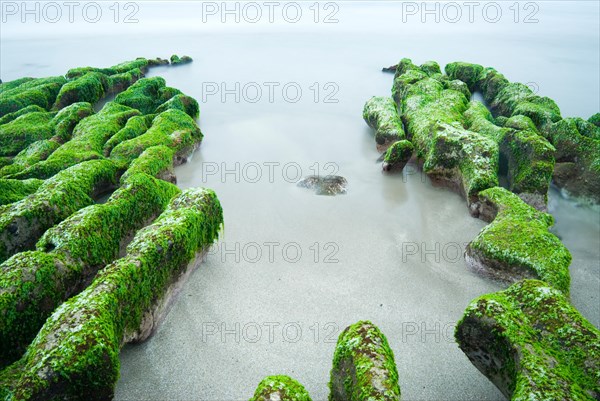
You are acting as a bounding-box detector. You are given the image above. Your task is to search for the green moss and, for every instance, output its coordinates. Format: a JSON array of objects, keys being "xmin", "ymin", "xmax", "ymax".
[
  {"xmin": 51, "ymin": 101, "xmax": 95, "ymax": 141},
  {"xmin": 7, "ymin": 188, "xmax": 223, "ymax": 400},
  {"xmin": 0, "ymin": 111, "xmax": 55, "ymax": 156},
  {"xmin": 170, "ymin": 54, "xmax": 193, "ymax": 65},
  {"xmin": 467, "ymin": 187, "xmax": 571, "ymax": 294},
  {"xmin": 0, "ymin": 178, "xmax": 43, "ymax": 205},
  {"xmin": 329, "ymin": 321, "xmax": 400, "ymax": 401},
  {"xmin": 155, "ymin": 94, "xmax": 200, "ymax": 118},
  {"xmin": 107, "ymin": 68, "xmax": 143, "ymax": 94},
  {"xmin": 0, "ymin": 159, "xmax": 118, "ymax": 263},
  {"xmin": 588, "ymin": 113, "xmax": 600, "ymax": 128},
  {"xmin": 53, "ymin": 72, "xmax": 107, "ymax": 110},
  {"xmin": 65, "ymin": 58, "xmax": 150, "ymax": 79},
  {"xmin": 110, "ymin": 109, "xmax": 202, "ymax": 166},
  {"xmin": 0, "ymin": 76, "xmax": 66, "ymax": 117},
  {"xmin": 456, "ymin": 279, "xmax": 600, "ymax": 400},
  {"xmin": 251, "ymin": 375, "xmax": 312, "ymax": 401},
  {"xmin": 120, "ymin": 145, "xmax": 175, "ymax": 183},
  {"xmin": 382, "ymin": 140, "xmax": 413, "ymax": 171},
  {"xmin": 419, "ymin": 61, "xmax": 441, "ymax": 76},
  {"xmin": 0, "ymin": 105, "xmax": 46, "ymax": 125},
  {"xmin": 103, "ymin": 114, "xmax": 153, "ymax": 156},
  {"xmin": 11, "ymin": 102, "xmax": 139, "ymax": 179},
  {"xmin": 114, "ymin": 77, "xmax": 169, "ymax": 115},
  {"xmin": 0, "ymin": 78, "xmax": 36, "ymax": 94},
  {"xmin": 363, "ymin": 96, "xmax": 405, "ymax": 146},
  {"xmin": 444, "ymin": 62, "xmax": 484, "ymax": 91},
  {"xmin": 0, "ymin": 140, "xmax": 61, "ymax": 177}
]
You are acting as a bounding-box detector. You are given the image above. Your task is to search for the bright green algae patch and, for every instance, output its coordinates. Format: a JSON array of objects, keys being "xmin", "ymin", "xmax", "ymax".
[
  {"xmin": 0, "ymin": 159, "xmax": 118, "ymax": 264},
  {"xmin": 329, "ymin": 321, "xmax": 400, "ymax": 401},
  {"xmin": 1, "ymin": 188, "xmax": 223, "ymax": 400},
  {"xmin": 0, "ymin": 173, "xmax": 179, "ymax": 367},
  {"xmin": 382, "ymin": 140, "xmax": 413, "ymax": 171},
  {"xmin": 0, "ymin": 76, "xmax": 66, "ymax": 117},
  {"xmin": 363, "ymin": 96, "xmax": 406, "ymax": 146},
  {"xmin": 250, "ymin": 375, "xmax": 312, "ymax": 401},
  {"xmin": 392, "ymin": 58, "xmax": 499, "ymax": 202},
  {"xmin": 0, "ymin": 179, "xmax": 43, "ymax": 206},
  {"xmin": 456, "ymin": 280, "xmax": 600, "ymax": 400},
  {"xmin": 120, "ymin": 145, "xmax": 175, "ymax": 183},
  {"xmin": 467, "ymin": 187, "xmax": 571, "ymax": 295},
  {"xmin": 446, "ymin": 61, "xmax": 600, "ymax": 204}
]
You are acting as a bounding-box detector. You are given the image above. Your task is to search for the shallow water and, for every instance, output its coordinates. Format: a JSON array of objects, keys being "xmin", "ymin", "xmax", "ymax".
[{"xmin": 1, "ymin": 1, "xmax": 599, "ymax": 400}]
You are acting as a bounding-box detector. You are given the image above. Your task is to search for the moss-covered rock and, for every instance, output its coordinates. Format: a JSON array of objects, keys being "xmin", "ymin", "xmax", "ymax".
[
  {"xmin": 588, "ymin": 113, "xmax": 600, "ymax": 128},
  {"xmin": 546, "ymin": 118, "xmax": 600, "ymax": 203},
  {"xmin": 65, "ymin": 58, "xmax": 150, "ymax": 79},
  {"xmin": 0, "ymin": 179, "xmax": 43, "ymax": 206},
  {"xmin": 114, "ymin": 77, "xmax": 182, "ymax": 115},
  {"xmin": 155, "ymin": 93, "xmax": 200, "ymax": 119},
  {"xmin": 120, "ymin": 145, "xmax": 176, "ymax": 183},
  {"xmin": 251, "ymin": 375, "xmax": 312, "ymax": 401},
  {"xmin": 363, "ymin": 96, "xmax": 405, "ymax": 147},
  {"xmin": 0, "ymin": 140, "xmax": 61, "ymax": 177},
  {"xmin": 467, "ymin": 187, "xmax": 571, "ymax": 294},
  {"xmin": 170, "ymin": 54, "xmax": 193, "ymax": 65},
  {"xmin": 456, "ymin": 279, "xmax": 600, "ymax": 400},
  {"xmin": 0, "ymin": 173, "xmax": 179, "ymax": 367},
  {"xmin": 3, "ymin": 188, "xmax": 222, "ymax": 400},
  {"xmin": 0, "ymin": 76, "xmax": 66, "ymax": 117},
  {"xmin": 10, "ymin": 102, "xmax": 139, "ymax": 179},
  {"xmin": 464, "ymin": 102, "xmax": 555, "ymax": 209},
  {"xmin": 329, "ymin": 321, "xmax": 400, "ymax": 401},
  {"xmin": 392, "ymin": 58, "xmax": 498, "ymax": 203},
  {"xmin": 103, "ymin": 114, "xmax": 153, "ymax": 156},
  {"xmin": 110, "ymin": 108, "xmax": 202, "ymax": 166},
  {"xmin": 0, "ymin": 159, "xmax": 118, "ymax": 263},
  {"xmin": 0, "ymin": 102, "xmax": 94, "ymax": 159},
  {"xmin": 53, "ymin": 72, "xmax": 107, "ymax": 110},
  {"xmin": 382, "ymin": 140, "xmax": 413, "ymax": 172},
  {"xmin": 445, "ymin": 62, "xmax": 484, "ymax": 91},
  {"xmin": 0, "ymin": 105, "xmax": 46, "ymax": 125}
]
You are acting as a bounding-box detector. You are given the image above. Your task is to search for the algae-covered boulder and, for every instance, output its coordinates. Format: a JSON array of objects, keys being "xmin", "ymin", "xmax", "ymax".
[
  {"xmin": 329, "ymin": 321, "xmax": 400, "ymax": 401},
  {"xmin": 0, "ymin": 159, "xmax": 118, "ymax": 263},
  {"xmin": 363, "ymin": 96, "xmax": 405, "ymax": 147},
  {"xmin": 11, "ymin": 102, "xmax": 139, "ymax": 179},
  {"xmin": 155, "ymin": 93, "xmax": 200, "ymax": 119},
  {"xmin": 114, "ymin": 76, "xmax": 184, "ymax": 115},
  {"xmin": 464, "ymin": 101, "xmax": 555, "ymax": 209},
  {"xmin": 0, "ymin": 76, "xmax": 66, "ymax": 117},
  {"xmin": 170, "ymin": 54, "xmax": 193, "ymax": 65},
  {"xmin": 120, "ymin": 145, "xmax": 176, "ymax": 183},
  {"xmin": 467, "ymin": 187, "xmax": 571, "ymax": 294},
  {"xmin": 251, "ymin": 375, "xmax": 312, "ymax": 401},
  {"xmin": 103, "ymin": 114, "xmax": 153, "ymax": 156},
  {"xmin": 589, "ymin": 113, "xmax": 600, "ymax": 127},
  {"xmin": 392, "ymin": 58, "xmax": 498, "ymax": 203},
  {"xmin": 0, "ymin": 111, "xmax": 55, "ymax": 156},
  {"xmin": 110, "ymin": 108, "xmax": 202, "ymax": 166},
  {"xmin": 382, "ymin": 140, "xmax": 413, "ymax": 172},
  {"xmin": 445, "ymin": 61, "xmax": 484, "ymax": 91},
  {"xmin": 0, "ymin": 173, "xmax": 179, "ymax": 367},
  {"xmin": 456, "ymin": 279, "xmax": 600, "ymax": 401},
  {"xmin": 2, "ymin": 188, "xmax": 222, "ymax": 400},
  {"xmin": 53, "ymin": 72, "xmax": 107, "ymax": 110},
  {"xmin": 0, "ymin": 178, "xmax": 43, "ymax": 205}
]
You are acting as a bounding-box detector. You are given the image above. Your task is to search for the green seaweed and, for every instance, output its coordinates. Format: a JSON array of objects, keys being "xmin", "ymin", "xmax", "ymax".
[
  {"xmin": 329, "ymin": 321, "xmax": 400, "ymax": 401},
  {"xmin": 250, "ymin": 375, "xmax": 312, "ymax": 401},
  {"xmin": 382, "ymin": 140, "xmax": 413, "ymax": 171},
  {"xmin": 53, "ymin": 72, "xmax": 107, "ymax": 110},
  {"xmin": 456, "ymin": 279, "xmax": 600, "ymax": 400},
  {"xmin": 363, "ymin": 96, "xmax": 405, "ymax": 146},
  {"xmin": 0, "ymin": 179, "xmax": 43, "ymax": 206}
]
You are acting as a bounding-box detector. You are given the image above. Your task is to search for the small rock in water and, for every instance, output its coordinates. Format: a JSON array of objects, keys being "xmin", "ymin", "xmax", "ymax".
[{"xmin": 297, "ymin": 175, "xmax": 347, "ymax": 196}]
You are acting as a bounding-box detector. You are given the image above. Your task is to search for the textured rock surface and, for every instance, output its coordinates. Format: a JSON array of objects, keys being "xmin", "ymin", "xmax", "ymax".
[
  {"xmin": 297, "ymin": 175, "xmax": 348, "ymax": 196},
  {"xmin": 329, "ymin": 321, "xmax": 400, "ymax": 401},
  {"xmin": 251, "ymin": 375, "xmax": 312, "ymax": 401},
  {"xmin": 456, "ymin": 280, "xmax": 600, "ymax": 401},
  {"xmin": 467, "ymin": 187, "xmax": 571, "ymax": 294}
]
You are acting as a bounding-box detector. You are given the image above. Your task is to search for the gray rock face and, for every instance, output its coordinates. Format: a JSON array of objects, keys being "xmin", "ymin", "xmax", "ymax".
[{"xmin": 297, "ymin": 175, "xmax": 347, "ymax": 196}]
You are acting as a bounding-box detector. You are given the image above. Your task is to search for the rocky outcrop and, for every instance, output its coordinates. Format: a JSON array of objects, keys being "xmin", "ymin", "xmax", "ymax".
[
  {"xmin": 250, "ymin": 375, "xmax": 312, "ymax": 401},
  {"xmin": 456, "ymin": 279, "xmax": 600, "ymax": 400},
  {"xmin": 297, "ymin": 175, "xmax": 347, "ymax": 195},
  {"xmin": 0, "ymin": 159, "xmax": 118, "ymax": 263},
  {"xmin": 382, "ymin": 140, "xmax": 414, "ymax": 171},
  {"xmin": 392, "ymin": 58, "xmax": 498, "ymax": 203},
  {"xmin": 0, "ymin": 188, "xmax": 223, "ymax": 400},
  {"xmin": 446, "ymin": 61, "xmax": 600, "ymax": 204},
  {"xmin": 0, "ymin": 173, "xmax": 179, "ymax": 366},
  {"xmin": 467, "ymin": 187, "xmax": 571, "ymax": 294},
  {"xmin": 170, "ymin": 54, "xmax": 193, "ymax": 65},
  {"xmin": 329, "ymin": 321, "xmax": 400, "ymax": 401},
  {"xmin": 363, "ymin": 96, "xmax": 406, "ymax": 149}
]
